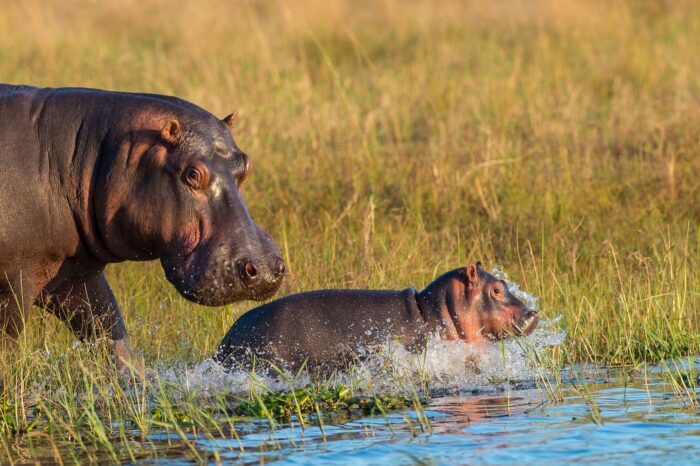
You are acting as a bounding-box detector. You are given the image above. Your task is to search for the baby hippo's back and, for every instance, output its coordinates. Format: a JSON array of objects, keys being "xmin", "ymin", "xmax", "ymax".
[{"xmin": 214, "ymin": 288, "xmax": 427, "ymax": 371}]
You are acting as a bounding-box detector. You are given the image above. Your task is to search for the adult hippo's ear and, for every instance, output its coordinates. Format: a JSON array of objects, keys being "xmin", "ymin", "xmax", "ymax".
[
  {"xmin": 161, "ymin": 119, "xmax": 182, "ymax": 145},
  {"xmin": 131, "ymin": 119, "xmax": 181, "ymax": 169},
  {"xmin": 222, "ymin": 112, "xmax": 238, "ymax": 129}
]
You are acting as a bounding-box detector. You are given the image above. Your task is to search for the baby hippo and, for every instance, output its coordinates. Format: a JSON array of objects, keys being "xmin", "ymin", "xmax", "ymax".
[{"xmin": 214, "ymin": 262, "xmax": 538, "ymax": 371}]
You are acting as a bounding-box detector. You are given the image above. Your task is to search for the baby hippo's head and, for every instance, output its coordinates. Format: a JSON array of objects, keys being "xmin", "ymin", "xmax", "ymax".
[
  {"xmin": 422, "ymin": 262, "xmax": 538, "ymax": 342},
  {"xmin": 462, "ymin": 262, "xmax": 538, "ymax": 340}
]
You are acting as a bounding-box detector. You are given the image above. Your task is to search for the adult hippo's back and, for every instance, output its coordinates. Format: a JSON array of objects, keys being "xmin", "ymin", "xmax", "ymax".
[{"xmin": 0, "ymin": 84, "xmax": 285, "ymax": 365}]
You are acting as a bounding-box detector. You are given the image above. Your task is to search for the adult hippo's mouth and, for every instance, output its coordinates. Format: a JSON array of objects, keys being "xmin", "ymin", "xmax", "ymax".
[{"xmin": 178, "ymin": 220, "xmax": 203, "ymax": 269}]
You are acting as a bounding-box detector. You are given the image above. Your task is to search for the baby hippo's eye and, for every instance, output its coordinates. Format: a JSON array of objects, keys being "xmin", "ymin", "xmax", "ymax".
[{"xmin": 490, "ymin": 284, "xmax": 504, "ymax": 300}]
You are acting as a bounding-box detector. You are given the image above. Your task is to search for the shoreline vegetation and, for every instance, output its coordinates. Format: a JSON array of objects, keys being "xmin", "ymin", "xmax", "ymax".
[{"xmin": 1, "ymin": 0, "xmax": 699, "ymax": 462}]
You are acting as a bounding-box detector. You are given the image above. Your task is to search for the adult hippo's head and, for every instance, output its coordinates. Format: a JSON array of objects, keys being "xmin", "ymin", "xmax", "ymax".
[{"xmin": 95, "ymin": 98, "xmax": 285, "ymax": 306}]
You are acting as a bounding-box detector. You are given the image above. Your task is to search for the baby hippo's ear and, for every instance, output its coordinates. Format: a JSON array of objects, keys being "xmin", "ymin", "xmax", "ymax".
[{"xmin": 466, "ymin": 262, "xmax": 482, "ymax": 285}]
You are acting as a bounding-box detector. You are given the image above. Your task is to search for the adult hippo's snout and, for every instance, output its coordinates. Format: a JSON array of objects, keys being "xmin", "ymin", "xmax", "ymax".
[
  {"xmin": 235, "ymin": 221, "xmax": 286, "ymax": 295},
  {"xmin": 161, "ymin": 212, "xmax": 285, "ymax": 306},
  {"xmin": 237, "ymin": 255, "xmax": 286, "ymax": 291},
  {"xmin": 163, "ymin": 246, "xmax": 285, "ymax": 307}
]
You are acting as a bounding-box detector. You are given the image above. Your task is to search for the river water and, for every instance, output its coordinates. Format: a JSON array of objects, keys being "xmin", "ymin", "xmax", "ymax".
[
  {"xmin": 136, "ymin": 312, "xmax": 699, "ymax": 465},
  {"xmin": 189, "ymin": 377, "xmax": 700, "ymax": 466}
]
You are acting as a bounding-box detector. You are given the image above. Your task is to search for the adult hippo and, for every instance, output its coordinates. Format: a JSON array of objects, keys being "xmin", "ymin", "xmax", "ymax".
[
  {"xmin": 215, "ymin": 262, "xmax": 538, "ymax": 372},
  {"xmin": 0, "ymin": 84, "xmax": 285, "ymax": 366}
]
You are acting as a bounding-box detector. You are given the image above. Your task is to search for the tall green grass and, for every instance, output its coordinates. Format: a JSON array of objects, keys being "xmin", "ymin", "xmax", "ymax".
[{"xmin": 0, "ymin": 0, "xmax": 699, "ymax": 460}]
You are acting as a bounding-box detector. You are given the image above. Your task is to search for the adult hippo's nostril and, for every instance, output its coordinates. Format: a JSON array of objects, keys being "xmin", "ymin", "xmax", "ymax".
[
  {"xmin": 237, "ymin": 259, "xmax": 259, "ymax": 284},
  {"xmin": 233, "ymin": 255, "xmax": 285, "ymax": 300},
  {"xmin": 273, "ymin": 258, "xmax": 286, "ymax": 278},
  {"xmin": 245, "ymin": 261, "xmax": 257, "ymax": 278}
]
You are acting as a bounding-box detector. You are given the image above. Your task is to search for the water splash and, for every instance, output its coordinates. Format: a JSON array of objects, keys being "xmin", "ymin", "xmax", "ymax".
[{"xmin": 160, "ymin": 272, "xmax": 565, "ymax": 399}]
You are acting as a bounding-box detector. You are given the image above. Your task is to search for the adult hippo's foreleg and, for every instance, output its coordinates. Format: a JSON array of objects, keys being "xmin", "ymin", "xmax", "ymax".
[
  {"xmin": 42, "ymin": 272, "xmax": 135, "ymax": 369},
  {"xmin": 0, "ymin": 271, "xmax": 41, "ymax": 343},
  {"xmin": 0, "ymin": 291, "xmax": 25, "ymax": 342}
]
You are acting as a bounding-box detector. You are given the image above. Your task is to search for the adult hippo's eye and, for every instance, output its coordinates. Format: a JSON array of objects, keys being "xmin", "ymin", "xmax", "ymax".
[{"xmin": 183, "ymin": 165, "xmax": 208, "ymax": 189}]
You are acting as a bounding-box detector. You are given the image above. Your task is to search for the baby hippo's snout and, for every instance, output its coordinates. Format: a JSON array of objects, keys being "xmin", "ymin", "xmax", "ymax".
[
  {"xmin": 515, "ymin": 309, "xmax": 539, "ymax": 337},
  {"xmin": 491, "ymin": 299, "xmax": 539, "ymax": 339}
]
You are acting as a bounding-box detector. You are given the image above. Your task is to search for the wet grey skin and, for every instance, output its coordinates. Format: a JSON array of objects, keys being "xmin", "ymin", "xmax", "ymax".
[
  {"xmin": 215, "ymin": 262, "xmax": 538, "ymax": 372},
  {"xmin": 0, "ymin": 84, "xmax": 285, "ymax": 365}
]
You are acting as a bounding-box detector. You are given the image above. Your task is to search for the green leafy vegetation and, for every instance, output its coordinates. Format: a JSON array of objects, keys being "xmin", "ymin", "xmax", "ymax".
[{"xmin": 235, "ymin": 385, "xmax": 423, "ymax": 421}]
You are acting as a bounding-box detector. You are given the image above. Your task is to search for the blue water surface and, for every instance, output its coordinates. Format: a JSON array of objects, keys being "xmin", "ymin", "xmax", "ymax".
[{"xmin": 138, "ymin": 371, "xmax": 700, "ymax": 466}]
